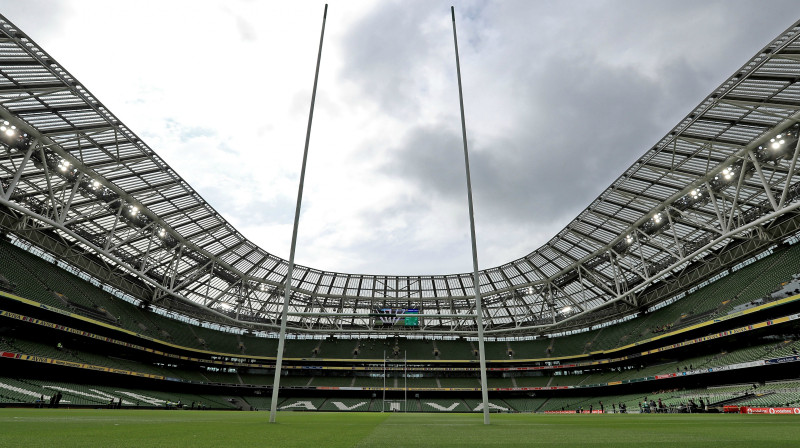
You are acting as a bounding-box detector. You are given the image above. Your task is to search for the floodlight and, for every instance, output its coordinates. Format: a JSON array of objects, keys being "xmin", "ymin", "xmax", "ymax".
[
  {"xmin": 722, "ymin": 167, "xmax": 733, "ymax": 180},
  {"xmin": 653, "ymin": 213, "xmax": 662, "ymax": 224}
]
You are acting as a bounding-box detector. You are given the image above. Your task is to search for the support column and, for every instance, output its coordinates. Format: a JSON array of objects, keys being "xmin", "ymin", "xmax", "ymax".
[
  {"xmin": 3, "ymin": 142, "xmax": 35, "ymax": 200},
  {"xmin": 58, "ymin": 172, "xmax": 84, "ymax": 225}
]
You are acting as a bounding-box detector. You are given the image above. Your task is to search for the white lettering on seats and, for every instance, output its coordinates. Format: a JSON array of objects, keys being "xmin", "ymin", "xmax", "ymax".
[
  {"xmin": 280, "ymin": 400, "xmax": 317, "ymax": 410},
  {"xmin": 331, "ymin": 401, "xmax": 367, "ymax": 411},
  {"xmin": 472, "ymin": 402, "xmax": 508, "ymax": 412},
  {"xmin": 426, "ymin": 402, "xmax": 460, "ymax": 411}
]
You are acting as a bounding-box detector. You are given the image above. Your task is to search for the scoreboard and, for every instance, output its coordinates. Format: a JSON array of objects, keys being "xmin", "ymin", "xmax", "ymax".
[{"xmin": 372, "ymin": 308, "xmax": 419, "ymax": 326}]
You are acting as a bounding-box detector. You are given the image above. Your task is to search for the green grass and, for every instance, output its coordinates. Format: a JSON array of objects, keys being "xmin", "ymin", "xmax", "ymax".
[{"xmin": 1, "ymin": 409, "xmax": 799, "ymax": 447}]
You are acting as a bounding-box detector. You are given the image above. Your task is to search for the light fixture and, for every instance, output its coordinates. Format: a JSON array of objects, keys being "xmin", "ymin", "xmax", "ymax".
[
  {"xmin": 561, "ymin": 306, "xmax": 572, "ymax": 314},
  {"xmin": 653, "ymin": 213, "xmax": 662, "ymax": 224},
  {"xmin": 91, "ymin": 180, "xmax": 101, "ymax": 190},
  {"xmin": 129, "ymin": 205, "xmax": 139, "ymax": 216},
  {"xmin": 625, "ymin": 234, "xmax": 633, "ymax": 244},
  {"xmin": 157, "ymin": 228, "xmax": 166, "ymax": 238},
  {"xmin": 58, "ymin": 159, "xmax": 71, "ymax": 172},
  {"xmin": 722, "ymin": 167, "xmax": 734, "ymax": 180},
  {"xmin": 690, "ymin": 188, "xmax": 700, "ymax": 198}
]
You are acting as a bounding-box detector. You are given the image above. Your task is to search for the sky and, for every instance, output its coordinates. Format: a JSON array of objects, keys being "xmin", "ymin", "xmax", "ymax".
[{"xmin": 0, "ymin": 1, "xmax": 797, "ymax": 276}]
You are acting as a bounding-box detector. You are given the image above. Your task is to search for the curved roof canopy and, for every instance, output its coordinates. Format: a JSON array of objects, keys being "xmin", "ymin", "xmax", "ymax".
[{"xmin": 2, "ymin": 15, "xmax": 800, "ymax": 335}]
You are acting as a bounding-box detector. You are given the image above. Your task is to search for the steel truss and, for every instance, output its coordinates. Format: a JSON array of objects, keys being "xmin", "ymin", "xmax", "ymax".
[{"xmin": 2, "ymin": 16, "xmax": 800, "ymax": 336}]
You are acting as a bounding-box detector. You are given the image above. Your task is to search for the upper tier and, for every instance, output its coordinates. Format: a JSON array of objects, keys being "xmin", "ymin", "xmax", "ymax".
[{"xmin": 1, "ymin": 238, "xmax": 798, "ymax": 361}]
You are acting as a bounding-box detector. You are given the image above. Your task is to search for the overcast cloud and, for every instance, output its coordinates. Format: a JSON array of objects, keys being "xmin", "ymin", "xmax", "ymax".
[{"xmin": 0, "ymin": 0, "xmax": 797, "ymax": 275}]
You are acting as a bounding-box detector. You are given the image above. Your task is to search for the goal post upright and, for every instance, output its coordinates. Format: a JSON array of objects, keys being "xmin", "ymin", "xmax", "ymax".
[
  {"xmin": 450, "ymin": 6, "xmax": 490, "ymax": 425},
  {"xmin": 269, "ymin": 3, "xmax": 328, "ymax": 424}
]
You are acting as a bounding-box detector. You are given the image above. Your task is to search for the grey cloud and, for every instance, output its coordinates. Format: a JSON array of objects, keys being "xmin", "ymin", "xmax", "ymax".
[
  {"xmin": 378, "ymin": 54, "xmax": 676, "ymax": 235},
  {"xmin": 344, "ymin": 0, "xmax": 800, "ymax": 270},
  {"xmin": 380, "ymin": 126, "xmax": 465, "ymax": 199},
  {"xmin": 235, "ymin": 15, "xmax": 257, "ymax": 42},
  {"xmin": 0, "ymin": 0, "xmax": 70, "ymax": 36},
  {"xmin": 338, "ymin": 0, "xmax": 456, "ymax": 119}
]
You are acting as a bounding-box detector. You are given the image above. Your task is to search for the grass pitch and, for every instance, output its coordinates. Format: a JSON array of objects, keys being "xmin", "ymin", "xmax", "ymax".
[{"xmin": 1, "ymin": 409, "xmax": 799, "ymax": 447}]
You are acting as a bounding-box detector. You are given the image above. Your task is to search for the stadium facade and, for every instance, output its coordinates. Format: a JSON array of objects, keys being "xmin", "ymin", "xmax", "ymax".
[{"xmin": 1, "ymin": 14, "xmax": 800, "ymax": 413}]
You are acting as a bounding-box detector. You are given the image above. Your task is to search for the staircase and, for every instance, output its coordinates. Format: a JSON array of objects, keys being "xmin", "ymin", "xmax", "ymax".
[
  {"xmin": 228, "ymin": 397, "xmax": 252, "ymax": 411},
  {"xmin": 710, "ymin": 392, "xmax": 761, "ymax": 407}
]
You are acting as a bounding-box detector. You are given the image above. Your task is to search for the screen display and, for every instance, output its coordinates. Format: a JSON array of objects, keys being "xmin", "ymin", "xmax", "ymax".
[{"xmin": 372, "ymin": 308, "xmax": 419, "ymax": 326}]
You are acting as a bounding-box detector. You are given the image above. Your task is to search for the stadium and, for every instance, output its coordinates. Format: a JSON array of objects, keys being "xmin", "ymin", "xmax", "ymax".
[{"xmin": 2, "ymin": 2, "xmax": 800, "ymax": 447}]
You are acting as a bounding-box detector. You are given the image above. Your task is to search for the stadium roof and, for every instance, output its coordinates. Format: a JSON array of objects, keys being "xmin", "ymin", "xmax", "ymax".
[{"xmin": 2, "ymin": 14, "xmax": 800, "ymax": 335}]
